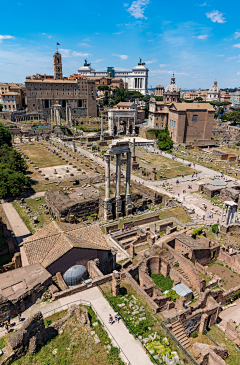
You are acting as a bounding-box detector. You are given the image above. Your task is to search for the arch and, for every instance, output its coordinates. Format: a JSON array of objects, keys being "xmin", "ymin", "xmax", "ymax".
[
  {"xmin": 62, "ymin": 100, "xmax": 66, "ymax": 108},
  {"xmin": 114, "ymin": 125, "xmax": 117, "ymax": 135},
  {"xmin": 129, "ymin": 124, "xmax": 133, "ymax": 135}
]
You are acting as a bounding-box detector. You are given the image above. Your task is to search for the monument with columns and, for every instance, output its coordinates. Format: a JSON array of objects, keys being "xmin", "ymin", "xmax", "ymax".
[
  {"xmin": 221, "ymin": 201, "xmax": 238, "ymax": 226},
  {"xmin": 104, "ymin": 140, "xmax": 132, "ymax": 220},
  {"xmin": 51, "ymin": 103, "xmax": 61, "ymax": 125},
  {"xmin": 131, "ymin": 138, "xmax": 139, "ymax": 170},
  {"xmin": 108, "ymin": 108, "xmax": 136, "ymax": 136},
  {"xmin": 66, "ymin": 104, "xmax": 72, "ymax": 126}
]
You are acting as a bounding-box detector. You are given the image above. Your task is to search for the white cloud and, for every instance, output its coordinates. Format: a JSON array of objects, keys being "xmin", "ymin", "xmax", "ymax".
[
  {"xmin": 114, "ymin": 31, "xmax": 124, "ymax": 35},
  {"xmin": 0, "ymin": 35, "xmax": 15, "ymax": 42},
  {"xmin": 42, "ymin": 33, "xmax": 52, "ymax": 39},
  {"xmin": 226, "ymin": 55, "xmax": 240, "ymax": 60},
  {"xmin": 150, "ymin": 70, "xmax": 190, "ymax": 76},
  {"xmin": 217, "ymin": 54, "xmax": 224, "ymax": 57},
  {"xmin": 112, "ymin": 54, "xmax": 129, "ymax": 60},
  {"xmin": 196, "ymin": 34, "xmax": 208, "ymax": 40},
  {"xmin": 237, "ymin": 72, "xmax": 240, "ymax": 75},
  {"xmin": 206, "ymin": 10, "xmax": 226, "ymax": 23},
  {"xmin": 159, "ymin": 64, "xmax": 170, "ymax": 68},
  {"xmin": 199, "ymin": 2, "xmax": 207, "ymax": 6},
  {"xmin": 123, "ymin": 3, "xmax": 129, "ymax": 6},
  {"xmin": 127, "ymin": 0, "xmax": 150, "ymax": 19},
  {"xmin": 233, "ymin": 44, "xmax": 240, "ymax": 48},
  {"xmin": 78, "ymin": 43, "xmax": 91, "ymax": 47},
  {"xmin": 234, "ymin": 32, "xmax": 240, "ymax": 39},
  {"xmin": 92, "ymin": 59, "xmax": 105, "ymax": 63},
  {"xmin": 145, "ymin": 59, "xmax": 157, "ymax": 64},
  {"xmin": 72, "ymin": 51, "xmax": 91, "ymax": 57},
  {"xmin": 59, "ymin": 49, "xmax": 71, "ymax": 58}
]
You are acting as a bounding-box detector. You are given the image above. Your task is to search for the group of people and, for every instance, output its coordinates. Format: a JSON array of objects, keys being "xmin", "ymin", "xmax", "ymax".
[
  {"xmin": 4, "ymin": 313, "xmax": 21, "ymax": 334},
  {"xmin": 109, "ymin": 312, "xmax": 120, "ymax": 325}
]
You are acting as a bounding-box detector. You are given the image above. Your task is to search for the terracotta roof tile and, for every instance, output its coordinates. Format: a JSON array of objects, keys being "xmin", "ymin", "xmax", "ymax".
[{"xmin": 22, "ymin": 223, "xmax": 110, "ymax": 268}]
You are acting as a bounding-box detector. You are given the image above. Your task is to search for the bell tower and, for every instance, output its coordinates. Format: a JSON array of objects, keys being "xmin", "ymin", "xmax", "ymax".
[{"xmin": 53, "ymin": 50, "xmax": 63, "ymax": 80}]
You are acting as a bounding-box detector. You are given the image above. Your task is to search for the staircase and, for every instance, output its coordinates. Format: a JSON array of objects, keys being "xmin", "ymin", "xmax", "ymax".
[
  {"xmin": 52, "ymin": 275, "xmax": 61, "ymax": 290},
  {"xmin": 173, "ymin": 263, "xmax": 191, "ymax": 285},
  {"xmin": 171, "ymin": 320, "xmax": 191, "ymax": 349},
  {"xmin": 193, "ymin": 288, "xmax": 199, "ymax": 300}
]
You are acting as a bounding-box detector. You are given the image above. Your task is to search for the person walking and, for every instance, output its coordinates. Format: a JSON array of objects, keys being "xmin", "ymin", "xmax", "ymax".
[
  {"xmin": 7, "ymin": 316, "xmax": 10, "ymax": 326},
  {"xmin": 18, "ymin": 312, "xmax": 21, "ymax": 322},
  {"xmin": 115, "ymin": 312, "xmax": 120, "ymax": 323},
  {"xmin": 5, "ymin": 323, "xmax": 9, "ymax": 334},
  {"xmin": 109, "ymin": 314, "xmax": 113, "ymax": 325}
]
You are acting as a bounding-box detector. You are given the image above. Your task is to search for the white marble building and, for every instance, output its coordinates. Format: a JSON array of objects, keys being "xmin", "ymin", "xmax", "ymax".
[
  {"xmin": 78, "ymin": 59, "xmax": 149, "ymax": 95},
  {"xmin": 207, "ymin": 81, "xmax": 220, "ymax": 102}
]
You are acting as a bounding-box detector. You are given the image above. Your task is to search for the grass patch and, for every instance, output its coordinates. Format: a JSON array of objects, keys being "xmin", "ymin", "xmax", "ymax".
[
  {"xmin": 12, "ymin": 197, "xmax": 53, "ymax": 234},
  {"xmin": 209, "ymin": 325, "xmax": 240, "ymax": 365},
  {"xmin": 158, "ymin": 207, "xmax": 192, "ymax": 223},
  {"xmin": 19, "ymin": 143, "xmax": 65, "ymax": 168},
  {"xmin": 101, "ymin": 280, "xmax": 186, "ymax": 363},
  {"xmin": 11, "ymin": 306, "xmax": 124, "ymax": 365},
  {"xmin": 151, "ymin": 273, "xmax": 173, "ymax": 292}
]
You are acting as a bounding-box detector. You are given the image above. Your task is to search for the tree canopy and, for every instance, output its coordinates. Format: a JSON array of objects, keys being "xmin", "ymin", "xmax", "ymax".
[
  {"xmin": 148, "ymin": 127, "xmax": 173, "ymax": 152},
  {"xmin": 0, "ymin": 128, "xmax": 30, "ymax": 198},
  {"xmin": 0, "ymin": 123, "xmax": 12, "ymax": 147}
]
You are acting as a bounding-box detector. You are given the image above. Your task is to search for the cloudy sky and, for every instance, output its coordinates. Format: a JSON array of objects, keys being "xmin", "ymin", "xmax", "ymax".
[{"xmin": 0, "ymin": 0, "xmax": 240, "ymax": 89}]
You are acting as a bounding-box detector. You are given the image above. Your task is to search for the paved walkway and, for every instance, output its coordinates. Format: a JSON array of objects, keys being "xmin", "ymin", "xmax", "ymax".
[
  {"xmin": 1, "ymin": 202, "xmax": 31, "ymax": 244},
  {"xmin": 1, "ymin": 287, "xmax": 151, "ymax": 365}
]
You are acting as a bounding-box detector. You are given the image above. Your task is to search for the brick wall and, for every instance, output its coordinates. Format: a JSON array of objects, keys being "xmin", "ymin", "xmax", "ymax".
[
  {"xmin": 163, "ymin": 242, "xmax": 202, "ymax": 293},
  {"xmin": 87, "ymin": 259, "xmax": 104, "ymax": 279},
  {"xmin": 133, "ymin": 215, "xmax": 159, "ymax": 227},
  {"xmin": 125, "ymin": 271, "xmax": 160, "ymax": 312},
  {"xmin": 159, "ymin": 221, "xmax": 173, "ymax": 232},
  {"xmin": 219, "ymin": 249, "xmax": 240, "ymax": 273}
]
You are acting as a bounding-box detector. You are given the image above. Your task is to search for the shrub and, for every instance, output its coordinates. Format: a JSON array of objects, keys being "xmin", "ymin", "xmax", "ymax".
[
  {"xmin": 166, "ymin": 289, "xmax": 180, "ymax": 302},
  {"xmin": 191, "ymin": 227, "xmax": 203, "ymax": 237},
  {"xmin": 212, "ymin": 224, "xmax": 219, "ymax": 234},
  {"xmin": 190, "ymin": 331, "xmax": 198, "ymax": 338},
  {"xmin": 46, "ymin": 319, "xmax": 52, "ymax": 327},
  {"xmin": 151, "ymin": 273, "xmax": 173, "ymax": 292}
]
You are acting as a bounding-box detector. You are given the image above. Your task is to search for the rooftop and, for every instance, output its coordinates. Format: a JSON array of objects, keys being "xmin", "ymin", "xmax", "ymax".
[
  {"xmin": 171, "ymin": 102, "xmax": 215, "ymax": 111},
  {"xmin": 21, "ymin": 221, "xmax": 110, "ymax": 268},
  {"xmin": 176, "ymin": 233, "xmax": 206, "ymax": 250}
]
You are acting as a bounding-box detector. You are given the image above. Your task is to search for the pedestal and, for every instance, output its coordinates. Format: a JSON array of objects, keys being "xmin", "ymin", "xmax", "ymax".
[
  {"xmin": 104, "ymin": 199, "xmax": 113, "ymax": 220},
  {"xmin": 125, "ymin": 194, "xmax": 132, "ymax": 216},
  {"xmin": 116, "ymin": 197, "xmax": 122, "ymax": 218}
]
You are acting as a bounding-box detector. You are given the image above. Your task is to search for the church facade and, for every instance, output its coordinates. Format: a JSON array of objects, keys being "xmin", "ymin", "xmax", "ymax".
[{"xmin": 78, "ymin": 59, "xmax": 149, "ymax": 95}]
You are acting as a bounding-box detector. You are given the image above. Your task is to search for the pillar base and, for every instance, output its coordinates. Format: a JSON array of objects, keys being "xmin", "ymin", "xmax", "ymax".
[
  {"xmin": 115, "ymin": 197, "xmax": 122, "ymax": 218},
  {"xmin": 125, "ymin": 194, "xmax": 132, "ymax": 216},
  {"xmin": 104, "ymin": 199, "xmax": 113, "ymax": 221},
  {"xmin": 100, "ymin": 134, "xmax": 104, "ymax": 141}
]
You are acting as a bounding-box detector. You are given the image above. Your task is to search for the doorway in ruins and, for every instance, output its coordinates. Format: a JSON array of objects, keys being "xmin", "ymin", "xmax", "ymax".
[{"xmin": 120, "ymin": 120, "xmax": 127, "ymax": 135}]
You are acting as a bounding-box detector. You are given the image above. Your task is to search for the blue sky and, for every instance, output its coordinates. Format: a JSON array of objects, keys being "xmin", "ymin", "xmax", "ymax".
[{"xmin": 0, "ymin": 0, "xmax": 240, "ymax": 89}]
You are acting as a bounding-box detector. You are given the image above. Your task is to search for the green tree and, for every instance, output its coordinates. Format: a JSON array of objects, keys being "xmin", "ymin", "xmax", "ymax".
[
  {"xmin": 218, "ymin": 107, "xmax": 224, "ymax": 115},
  {"xmin": 98, "ymin": 85, "xmax": 111, "ymax": 91},
  {"xmin": 158, "ymin": 126, "xmax": 173, "ymax": 152},
  {"xmin": 0, "ymin": 123, "xmax": 12, "ymax": 147},
  {"xmin": 228, "ymin": 110, "xmax": 240, "ymax": 123},
  {"xmin": 0, "ymin": 168, "xmax": 30, "ymax": 198},
  {"xmin": 0, "ymin": 146, "xmax": 27, "ymax": 173},
  {"xmin": 103, "ymin": 91, "xmax": 109, "ymax": 106},
  {"xmin": 220, "ymin": 113, "xmax": 228, "ymax": 121},
  {"xmin": 0, "ymin": 104, "xmax": 3, "ymax": 112}
]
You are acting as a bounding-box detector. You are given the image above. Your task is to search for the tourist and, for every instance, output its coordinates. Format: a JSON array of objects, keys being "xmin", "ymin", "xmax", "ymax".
[
  {"xmin": 109, "ymin": 314, "xmax": 113, "ymax": 325},
  {"xmin": 18, "ymin": 312, "xmax": 21, "ymax": 322},
  {"xmin": 7, "ymin": 317, "xmax": 10, "ymax": 326},
  {"xmin": 115, "ymin": 312, "xmax": 120, "ymax": 323},
  {"xmin": 5, "ymin": 323, "xmax": 9, "ymax": 334},
  {"xmin": 196, "ymin": 214, "xmax": 198, "ymax": 219},
  {"xmin": 203, "ymin": 215, "xmax": 205, "ymax": 220}
]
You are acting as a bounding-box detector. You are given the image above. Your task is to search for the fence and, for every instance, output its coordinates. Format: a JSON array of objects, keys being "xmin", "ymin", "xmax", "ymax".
[
  {"xmin": 204, "ymin": 329, "xmax": 219, "ymax": 346},
  {"xmin": 0, "ymin": 298, "xmax": 132, "ymax": 365},
  {"xmin": 98, "ymin": 284, "xmax": 160, "ymax": 364},
  {"xmin": 161, "ymin": 319, "xmax": 200, "ymax": 365}
]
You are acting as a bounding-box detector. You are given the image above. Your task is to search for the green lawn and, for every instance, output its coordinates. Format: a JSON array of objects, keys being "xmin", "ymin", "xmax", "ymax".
[
  {"xmin": 151, "ymin": 273, "xmax": 174, "ymax": 292},
  {"xmin": 12, "ymin": 197, "xmax": 53, "ymax": 234},
  {"xmin": 209, "ymin": 325, "xmax": 240, "ymax": 365},
  {"xmin": 19, "ymin": 144, "xmax": 65, "ymax": 168},
  {"xmin": 11, "ymin": 307, "xmax": 124, "ymax": 365}
]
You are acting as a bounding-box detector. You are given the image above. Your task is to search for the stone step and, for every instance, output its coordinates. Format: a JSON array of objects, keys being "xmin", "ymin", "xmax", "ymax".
[{"xmin": 172, "ymin": 327, "xmax": 184, "ymax": 336}]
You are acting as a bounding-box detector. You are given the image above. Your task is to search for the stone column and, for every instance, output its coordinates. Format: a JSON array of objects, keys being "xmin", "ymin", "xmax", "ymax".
[
  {"xmin": 100, "ymin": 116, "xmax": 104, "ymax": 141},
  {"xmin": 115, "ymin": 154, "xmax": 122, "ymax": 218},
  {"xmin": 104, "ymin": 153, "xmax": 113, "ymax": 220},
  {"xmin": 133, "ymin": 138, "xmax": 136, "ymax": 157},
  {"xmin": 126, "ymin": 118, "xmax": 130, "ymax": 135},
  {"xmin": 125, "ymin": 150, "xmax": 132, "ymax": 215},
  {"xmin": 66, "ymin": 105, "xmax": 69, "ymax": 125},
  {"xmin": 51, "ymin": 108, "xmax": 53, "ymax": 123},
  {"xmin": 117, "ymin": 117, "xmax": 120, "ymax": 136}
]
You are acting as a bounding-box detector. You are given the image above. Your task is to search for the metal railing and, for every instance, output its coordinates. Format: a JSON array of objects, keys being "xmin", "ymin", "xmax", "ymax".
[
  {"xmin": 0, "ymin": 298, "xmax": 131, "ymax": 365},
  {"xmin": 98, "ymin": 285, "xmax": 160, "ymax": 364},
  {"xmin": 161, "ymin": 320, "xmax": 200, "ymax": 365},
  {"xmin": 204, "ymin": 329, "xmax": 219, "ymax": 346}
]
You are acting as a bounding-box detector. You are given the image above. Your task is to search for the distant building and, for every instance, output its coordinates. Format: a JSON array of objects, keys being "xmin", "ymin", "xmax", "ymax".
[
  {"xmin": 78, "ymin": 58, "xmax": 149, "ymax": 95},
  {"xmin": 155, "ymin": 85, "xmax": 164, "ymax": 97},
  {"xmin": 163, "ymin": 74, "xmax": 181, "ymax": 103},
  {"xmin": 0, "ymin": 92, "xmax": 21, "ymax": 111},
  {"xmin": 149, "ymin": 98, "xmax": 215, "ymax": 144},
  {"xmin": 207, "ymin": 81, "xmax": 220, "ymax": 102},
  {"xmin": 25, "ymin": 50, "xmax": 97, "ymax": 118},
  {"xmin": 183, "ymin": 90, "xmax": 208, "ymax": 101},
  {"xmin": 230, "ymin": 91, "xmax": 240, "ymax": 108}
]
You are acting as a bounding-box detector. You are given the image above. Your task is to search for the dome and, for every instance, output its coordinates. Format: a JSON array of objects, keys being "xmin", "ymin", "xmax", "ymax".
[
  {"xmin": 132, "ymin": 65, "xmax": 148, "ymax": 71},
  {"xmin": 209, "ymin": 81, "xmax": 220, "ymax": 93},
  {"xmin": 63, "ymin": 265, "xmax": 87, "ymax": 286},
  {"xmin": 165, "ymin": 73, "xmax": 180, "ymax": 93}
]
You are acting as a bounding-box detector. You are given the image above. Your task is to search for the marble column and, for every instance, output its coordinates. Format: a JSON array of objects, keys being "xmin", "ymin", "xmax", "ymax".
[
  {"xmin": 125, "ymin": 151, "xmax": 132, "ymax": 215},
  {"xmin": 104, "ymin": 153, "xmax": 113, "ymax": 220},
  {"xmin": 66, "ymin": 106, "xmax": 69, "ymax": 125},
  {"xmin": 100, "ymin": 116, "xmax": 104, "ymax": 140},
  {"xmin": 117, "ymin": 117, "xmax": 120, "ymax": 136},
  {"xmin": 115, "ymin": 154, "xmax": 122, "ymax": 218},
  {"xmin": 133, "ymin": 138, "xmax": 136, "ymax": 157}
]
